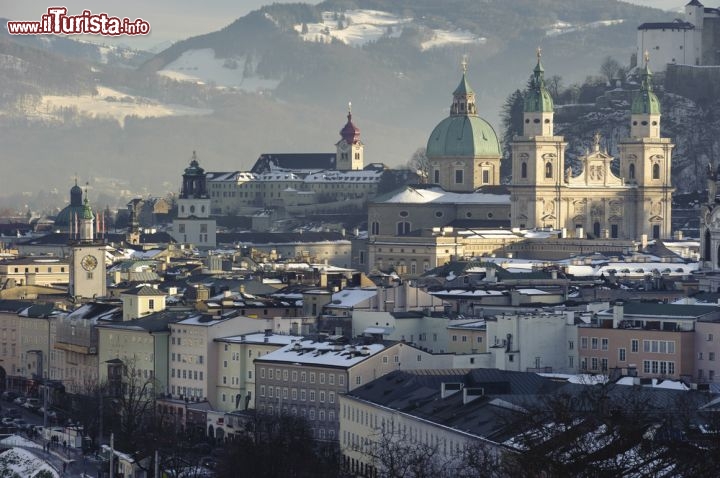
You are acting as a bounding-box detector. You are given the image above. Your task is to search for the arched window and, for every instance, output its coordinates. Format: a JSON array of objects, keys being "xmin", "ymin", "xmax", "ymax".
[
  {"xmin": 705, "ymin": 229, "xmax": 711, "ymax": 263},
  {"xmin": 593, "ymin": 222, "xmax": 601, "ymax": 238},
  {"xmin": 628, "ymin": 163, "xmax": 635, "ymax": 180},
  {"xmin": 652, "ymin": 163, "xmax": 660, "ymax": 180},
  {"xmin": 521, "ymin": 162, "xmax": 528, "ymax": 179},
  {"xmin": 433, "ymin": 170, "xmax": 440, "ymax": 184},
  {"xmin": 371, "ymin": 221, "xmax": 379, "ymax": 235},
  {"xmin": 545, "ymin": 162, "xmax": 553, "ymax": 179}
]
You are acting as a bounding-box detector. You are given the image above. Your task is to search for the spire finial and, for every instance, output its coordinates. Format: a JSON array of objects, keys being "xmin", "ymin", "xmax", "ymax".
[
  {"xmin": 461, "ymin": 54, "xmax": 468, "ymax": 74},
  {"xmin": 644, "ymin": 50, "xmax": 650, "ymax": 67},
  {"xmin": 593, "ymin": 131, "xmax": 602, "ymax": 152},
  {"xmin": 348, "ymin": 101, "xmax": 352, "ymax": 113},
  {"xmin": 537, "ymin": 46, "xmax": 542, "ymax": 60}
]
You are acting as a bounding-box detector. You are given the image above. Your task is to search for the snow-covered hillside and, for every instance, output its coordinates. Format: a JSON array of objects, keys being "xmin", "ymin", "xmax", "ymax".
[
  {"xmin": 546, "ymin": 19, "xmax": 625, "ymax": 37},
  {"xmin": 31, "ymin": 86, "xmax": 211, "ymax": 126},
  {"xmin": 158, "ymin": 48, "xmax": 281, "ymax": 92},
  {"xmin": 293, "ymin": 9, "xmax": 486, "ymax": 50}
]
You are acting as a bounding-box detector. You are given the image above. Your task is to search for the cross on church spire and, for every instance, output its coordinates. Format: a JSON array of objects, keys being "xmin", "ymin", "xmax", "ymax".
[{"xmin": 461, "ymin": 54, "xmax": 468, "ymax": 74}]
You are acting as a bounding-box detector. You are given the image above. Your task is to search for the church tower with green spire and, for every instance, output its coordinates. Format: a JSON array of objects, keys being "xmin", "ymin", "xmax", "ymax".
[
  {"xmin": 69, "ymin": 187, "xmax": 107, "ymax": 300},
  {"xmin": 509, "ymin": 50, "xmax": 567, "ymax": 230},
  {"xmin": 619, "ymin": 52, "xmax": 674, "ymax": 240}
]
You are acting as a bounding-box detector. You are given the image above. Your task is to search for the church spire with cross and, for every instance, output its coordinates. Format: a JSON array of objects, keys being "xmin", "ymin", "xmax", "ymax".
[{"xmin": 522, "ymin": 48, "xmax": 555, "ymax": 137}]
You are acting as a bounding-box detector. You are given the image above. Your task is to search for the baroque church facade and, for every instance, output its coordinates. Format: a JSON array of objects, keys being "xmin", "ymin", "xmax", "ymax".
[
  {"xmin": 366, "ymin": 54, "xmax": 675, "ymax": 275},
  {"xmin": 508, "ymin": 53, "xmax": 674, "ymax": 241}
]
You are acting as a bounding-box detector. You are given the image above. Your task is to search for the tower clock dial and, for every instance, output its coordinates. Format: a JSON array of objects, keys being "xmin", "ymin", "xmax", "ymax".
[{"xmin": 81, "ymin": 254, "xmax": 98, "ymax": 271}]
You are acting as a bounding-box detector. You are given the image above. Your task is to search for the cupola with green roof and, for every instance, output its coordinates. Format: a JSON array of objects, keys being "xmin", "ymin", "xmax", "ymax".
[
  {"xmin": 630, "ymin": 52, "xmax": 661, "ymax": 139},
  {"xmin": 426, "ymin": 57, "xmax": 501, "ymax": 192},
  {"xmin": 523, "ymin": 49, "xmax": 555, "ymax": 137}
]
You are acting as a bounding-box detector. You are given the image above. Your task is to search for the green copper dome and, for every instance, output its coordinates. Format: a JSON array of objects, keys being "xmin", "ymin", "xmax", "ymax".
[
  {"xmin": 427, "ymin": 69, "xmax": 501, "ymax": 158},
  {"xmin": 631, "ymin": 63, "xmax": 661, "ymax": 115},
  {"xmin": 427, "ymin": 115, "xmax": 501, "ymax": 157},
  {"xmin": 79, "ymin": 197, "xmax": 95, "ymax": 220},
  {"xmin": 524, "ymin": 57, "xmax": 554, "ymax": 113}
]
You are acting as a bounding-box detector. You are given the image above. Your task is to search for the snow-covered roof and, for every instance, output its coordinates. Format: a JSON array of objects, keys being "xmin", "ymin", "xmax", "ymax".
[
  {"xmin": 217, "ymin": 333, "xmax": 299, "ymax": 345},
  {"xmin": 256, "ymin": 339, "xmax": 392, "ymax": 368},
  {"xmin": 376, "ymin": 186, "xmax": 509, "ymax": 205},
  {"xmin": 328, "ymin": 288, "xmax": 377, "ymax": 308}
]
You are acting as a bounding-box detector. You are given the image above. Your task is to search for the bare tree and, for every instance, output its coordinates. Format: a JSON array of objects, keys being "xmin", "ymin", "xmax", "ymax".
[
  {"xmin": 364, "ymin": 424, "xmax": 502, "ymax": 478},
  {"xmin": 600, "ymin": 56, "xmax": 622, "ymax": 83},
  {"xmin": 407, "ymin": 147, "xmax": 430, "ymax": 184}
]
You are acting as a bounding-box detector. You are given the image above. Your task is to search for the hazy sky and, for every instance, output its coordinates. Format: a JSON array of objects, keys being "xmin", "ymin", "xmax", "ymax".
[{"xmin": 5, "ymin": 1, "xmax": 686, "ymax": 49}]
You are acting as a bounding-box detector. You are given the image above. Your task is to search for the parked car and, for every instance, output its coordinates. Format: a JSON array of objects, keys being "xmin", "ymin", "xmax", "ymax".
[
  {"xmin": 12, "ymin": 419, "xmax": 29, "ymax": 430},
  {"xmin": 13, "ymin": 396, "xmax": 25, "ymax": 406},
  {"xmin": 1, "ymin": 417, "xmax": 14, "ymax": 425},
  {"xmin": 22, "ymin": 398, "xmax": 40, "ymax": 411},
  {"xmin": 1, "ymin": 391, "xmax": 18, "ymax": 402}
]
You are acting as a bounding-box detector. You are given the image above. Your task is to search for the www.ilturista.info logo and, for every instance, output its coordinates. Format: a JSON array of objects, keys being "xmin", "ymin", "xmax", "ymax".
[{"xmin": 7, "ymin": 7, "xmax": 150, "ymax": 36}]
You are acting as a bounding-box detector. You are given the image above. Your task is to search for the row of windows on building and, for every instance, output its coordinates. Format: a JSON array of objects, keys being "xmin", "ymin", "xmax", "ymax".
[
  {"xmin": 10, "ymin": 266, "xmax": 66, "ymax": 273},
  {"xmin": 257, "ymin": 404, "xmax": 337, "ymax": 440},
  {"xmin": 171, "ymin": 368, "xmax": 204, "ymax": 381},
  {"xmin": 176, "ymin": 224, "xmax": 209, "ymax": 234},
  {"xmin": 171, "ymin": 385, "xmax": 203, "ymax": 398},
  {"xmin": 259, "ymin": 385, "xmax": 337, "ymax": 404},
  {"xmin": 258, "ymin": 367, "xmax": 346, "ymax": 387},
  {"xmin": 579, "ymin": 338, "xmax": 676, "ymax": 354},
  {"xmin": 516, "ymin": 162, "xmax": 662, "ymax": 181},
  {"xmin": 171, "ymin": 352, "xmax": 204, "ymax": 364},
  {"xmin": 432, "ymin": 169, "xmax": 492, "ymax": 185}
]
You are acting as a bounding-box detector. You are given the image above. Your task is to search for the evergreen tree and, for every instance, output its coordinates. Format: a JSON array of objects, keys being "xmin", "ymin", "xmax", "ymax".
[{"xmin": 500, "ymin": 89, "xmax": 525, "ymax": 181}]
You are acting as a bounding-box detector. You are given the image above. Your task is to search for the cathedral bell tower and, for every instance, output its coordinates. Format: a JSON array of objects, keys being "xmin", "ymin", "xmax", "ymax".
[
  {"xmin": 336, "ymin": 103, "xmax": 364, "ymax": 171},
  {"xmin": 618, "ymin": 53, "xmax": 674, "ymax": 240},
  {"xmin": 69, "ymin": 188, "xmax": 106, "ymax": 300},
  {"xmin": 510, "ymin": 49, "xmax": 567, "ymax": 230}
]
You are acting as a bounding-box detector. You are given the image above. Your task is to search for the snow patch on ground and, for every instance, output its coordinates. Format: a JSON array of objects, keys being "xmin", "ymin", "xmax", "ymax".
[
  {"xmin": 33, "ymin": 86, "xmax": 211, "ymax": 126},
  {"xmin": 294, "ymin": 9, "xmax": 485, "ymax": 50},
  {"xmin": 158, "ymin": 48, "xmax": 281, "ymax": 92},
  {"xmin": 546, "ymin": 19, "xmax": 625, "ymax": 37},
  {"xmin": 420, "ymin": 29, "xmax": 486, "ymax": 51},
  {"xmin": 0, "ymin": 446, "xmax": 59, "ymax": 477}
]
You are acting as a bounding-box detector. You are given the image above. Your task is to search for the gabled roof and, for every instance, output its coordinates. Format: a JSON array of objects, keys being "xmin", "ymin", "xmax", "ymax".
[
  {"xmin": 251, "ymin": 153, "xmax": 336, "ymax": 174},
  {"xmin": 96, "ymin": 310, "xmax": 187, "ymax": 332},
  {"xmin": 638, "ymin": 19, "xmax": 695, "ymax": 30},
  {"xmin": 218, "ymin": 232, "xmax": 348, "ymax": 245},
  {"xmin": 121, "ymin": 285, "xmax": 166, "ymax": 297}
]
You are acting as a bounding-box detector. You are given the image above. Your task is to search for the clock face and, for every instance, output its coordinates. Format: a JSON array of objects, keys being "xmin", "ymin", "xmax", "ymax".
[
  {"xmin": 339, "ymin": 142, "xmax": 349, "ymax": 152},
  {"xmin": 81, "ymin": 255, "xmax": 98, "ymax": 271}
]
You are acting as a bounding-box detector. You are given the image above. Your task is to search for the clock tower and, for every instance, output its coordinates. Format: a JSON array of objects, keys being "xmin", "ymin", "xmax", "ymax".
[{"xmin": 69, "ymin": 191, "xmax": 106, "ymax": 299}]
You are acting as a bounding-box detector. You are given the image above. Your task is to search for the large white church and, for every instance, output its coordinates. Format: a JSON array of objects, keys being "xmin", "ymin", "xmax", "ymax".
[{"xmin": 366, "ymin": 53, "xmax": 675, "ymax": 274}]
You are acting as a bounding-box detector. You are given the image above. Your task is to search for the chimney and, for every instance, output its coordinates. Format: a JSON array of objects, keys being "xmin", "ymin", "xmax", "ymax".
[
  {"xmin": 462, "ymin": 387, "xmax": 484, "ymax": 405},
  {"xmin": 613, "ymin": 301, "xmax": 624, "ymax": 328},
  {"xmin": 440, "ymin": 382, "xmax": 463, "ymax": 398}
]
